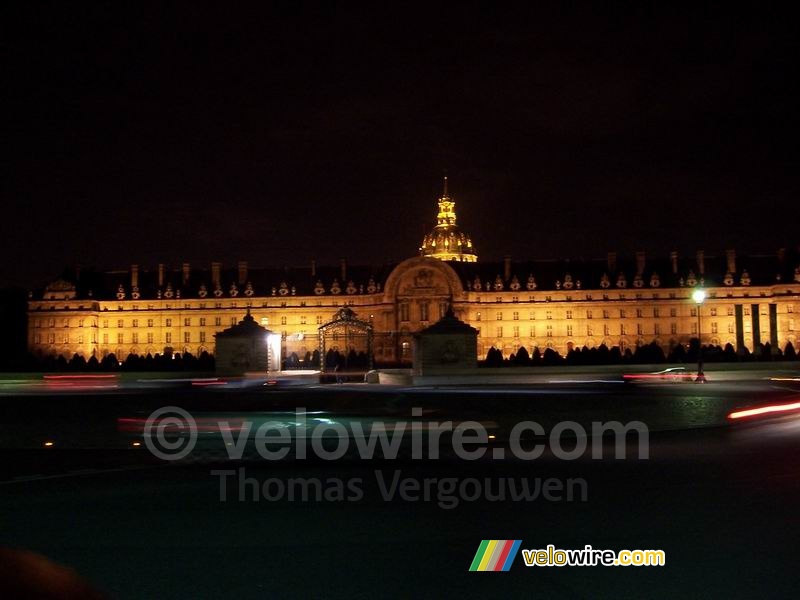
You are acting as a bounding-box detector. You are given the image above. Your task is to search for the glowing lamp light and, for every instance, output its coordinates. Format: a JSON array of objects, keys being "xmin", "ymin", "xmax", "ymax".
[
  {"xmin": 692, "ymin": 289, "xmax": 706, "ymax": 304},
  {"xmin": 43, "ymin": 441, "xmax": 54, "ymax": 447}
]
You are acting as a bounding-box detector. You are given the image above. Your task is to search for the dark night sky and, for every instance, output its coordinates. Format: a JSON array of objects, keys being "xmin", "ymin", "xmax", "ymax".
[{"xmin": 3, "ymin": 2, "xmax": 798, "ymax": 288}]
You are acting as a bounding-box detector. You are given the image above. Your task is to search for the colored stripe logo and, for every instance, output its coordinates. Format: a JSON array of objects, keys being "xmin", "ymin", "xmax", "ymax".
[{"xmin": 469, "ymin": 540, "xmax": 522, "ymax": 571}]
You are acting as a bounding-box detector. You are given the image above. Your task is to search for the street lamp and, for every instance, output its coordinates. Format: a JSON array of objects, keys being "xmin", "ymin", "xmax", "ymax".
[{"xmin": 692, "ymin": 289, "xmax": 706, "ymax": 382}]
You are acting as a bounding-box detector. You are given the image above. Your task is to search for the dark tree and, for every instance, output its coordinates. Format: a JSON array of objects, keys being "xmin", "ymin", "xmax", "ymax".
[
  {"xmin": 68, "ymin": 353, "xmax": 87, "ymax": 370},
  {"xmin": 513, "ymin": 346, "xmax": 531, "ymax": 366}
]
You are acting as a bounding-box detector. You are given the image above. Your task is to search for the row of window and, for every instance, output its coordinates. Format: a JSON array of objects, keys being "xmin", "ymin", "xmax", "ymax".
[
  {"xmin": 35, "ymin": 315, "xmax": 342, "ymax": 328},
  {"xmin": 478, "ymin": 320, "xmax": 796, "ymax": 339},
  {"xmin": 473, "ymin": 306, "xmax": 760, "ymax": 321},
  {"xmin": 34, "ymin": 331, "xmax": 212, "ymax": 345},
  {"xmin": 33, "ymin": 318, "xmax": 798, "ymax": 346}
]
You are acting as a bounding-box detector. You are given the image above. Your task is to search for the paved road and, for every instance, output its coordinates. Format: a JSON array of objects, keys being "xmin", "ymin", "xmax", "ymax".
[{"xmin": 1, "ymin": 377, "xmax": 799, "ymax": 598}]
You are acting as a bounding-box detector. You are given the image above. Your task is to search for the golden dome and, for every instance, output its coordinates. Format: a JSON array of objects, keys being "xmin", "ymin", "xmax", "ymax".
[{"xmin": 419, "ymin": 177, "xmax": 478, "ymax": 262}]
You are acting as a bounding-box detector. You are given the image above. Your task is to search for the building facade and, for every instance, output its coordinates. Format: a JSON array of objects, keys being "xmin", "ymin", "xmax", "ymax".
[{"xmin": 27, "ymin": 181, "xmax": 800, "ymax": 363}]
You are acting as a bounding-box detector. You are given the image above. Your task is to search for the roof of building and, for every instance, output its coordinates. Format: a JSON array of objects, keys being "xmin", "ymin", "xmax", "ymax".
[
  {"xmin": 215, "ymin": 310, "xmax": 270, "ymax": 339},
  {"xmin": 38, "ymin": 247, "xmax": 800, "ymax": 301},
  {"xmin": 418, "ymin": 307, "xmax": 478, "ymax": 336}
]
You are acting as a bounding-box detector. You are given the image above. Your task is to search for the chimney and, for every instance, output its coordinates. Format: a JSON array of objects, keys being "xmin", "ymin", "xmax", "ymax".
[
  {"xmin": 211, "ymin": 262, "xmax": 221, "ymax": 288},
  {"xmin": 635, "ymin": 251, "xmax": 646, "ymax": 275},
  {"xmin": 696, "ymin": 250, "xmax": 705, "ymax": 275},
  {"xmin": 158, "ymin": 263, "xmax": 165, "ymax": 288},
  {"xmin": 725, "ymin": 249, "xmax": 736, "ymax": 274},
  {"xmin": 182, "ymin": 262, "xmax": 190, "ymax": 285},
  {"xmin": 311, "ymin": 259, "xmax": 316, "ymax": 277},
  {"xmin": 130, "ymin": 264, "xmax": 139, "ymax": 289},
  {"xmin": 340, "ymin": 258, "xmax": 347, "ymax": 282},
  {"xmin": 238, "ymin": 261, "xmax": 248, "ymax": 285},
  {"xmin": 503, "ymin": 255, "xmax": 512, "ymax": 281},
  {"xmin": 670, "ymin": 251, "xmax": 678, "ymax": 274},
  {"xmin": 607, "ymin": 252, "xmax": 617, "ymax": 273}
]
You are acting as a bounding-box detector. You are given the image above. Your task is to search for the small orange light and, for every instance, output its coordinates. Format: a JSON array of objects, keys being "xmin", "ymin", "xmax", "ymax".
[{"xmin": 43, "ymin": 441, "xmax": 54, "ymax": 447}]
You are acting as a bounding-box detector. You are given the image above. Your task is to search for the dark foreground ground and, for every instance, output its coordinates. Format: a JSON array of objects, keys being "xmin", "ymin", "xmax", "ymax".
[{"xmin": 1, "ymin": 375, "xmax": 799, "ymax": 598}]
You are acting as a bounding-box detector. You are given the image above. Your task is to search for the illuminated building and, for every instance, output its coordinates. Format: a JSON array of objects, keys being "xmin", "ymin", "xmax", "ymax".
[{"xmin": 27, "ymin": 181, "xmax": 800, "ymax": 363}]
